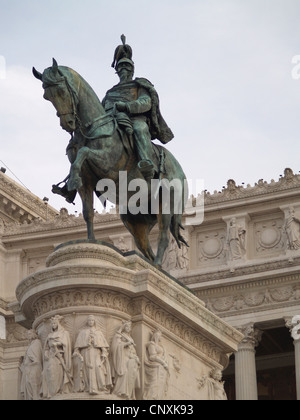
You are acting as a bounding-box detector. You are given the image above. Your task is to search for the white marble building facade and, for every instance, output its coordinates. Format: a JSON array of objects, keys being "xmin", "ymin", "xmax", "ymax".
[{"xmin": 0, "ymin": 168, "xmax": 300, "ymax": 400}]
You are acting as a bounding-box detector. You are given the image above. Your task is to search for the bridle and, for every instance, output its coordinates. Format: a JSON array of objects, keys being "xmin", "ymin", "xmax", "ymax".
[
  {"xmin": 43, "ymin": 72, "xmax": 83, "ymax": 134},
  {"xmin": 45, "ymin": 69, "xmax": 118, "ymax": 142},
  {"xmin": 46, "ymin": 74, "xmax": 77, "ymax": 115}
]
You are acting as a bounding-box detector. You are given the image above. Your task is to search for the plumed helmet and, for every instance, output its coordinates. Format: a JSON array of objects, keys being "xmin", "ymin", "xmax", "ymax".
[
  {"xmin": 116, "ymin": 57, "xmax": 135, "ymax": 71},
  {"xmin": 111, "ymin": 34, "xmax": 134, "ymax": 70}
]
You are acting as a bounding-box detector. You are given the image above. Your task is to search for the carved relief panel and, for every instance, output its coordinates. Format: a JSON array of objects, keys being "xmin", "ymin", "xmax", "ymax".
[
  {"xmin": 22, "ymin": 247, "xmax": 54, "ymax": 276},
  {"xmin": 162, "ymin": 232, "xmax": 190, "ymax": 272},
  {"xmin": 196, "ymin": 223, "xmax": 227, "ymax": 267},
  {"xmin": 251, "ymin": 214, "xmax": 285, "ymax": 258},
  {"xmin": 25, "ymin": 314, "xmax": 139, "ymax": 400},
  {"xmin": 143, "ymin": 329, "xmax": 170, "ymax": 400}
]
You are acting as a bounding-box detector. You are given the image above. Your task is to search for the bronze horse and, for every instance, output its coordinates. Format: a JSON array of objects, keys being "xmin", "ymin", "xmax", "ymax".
[{"xmin": 33, "ymin": 59, "xmax": 188, "ymax": 267}]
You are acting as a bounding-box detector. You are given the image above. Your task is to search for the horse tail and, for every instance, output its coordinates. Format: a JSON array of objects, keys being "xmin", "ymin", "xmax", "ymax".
[{"xmin": 170, "ymin": 214, "xmax": 189, "ymax": 249}]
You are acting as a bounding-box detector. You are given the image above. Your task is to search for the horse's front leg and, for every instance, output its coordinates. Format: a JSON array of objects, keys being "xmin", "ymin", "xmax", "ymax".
[
  {"xmin": 68, "ymin": 146, "xmax": 90, "ymax": 191},
  {"xmin": 79, "ymin": 184, "xmax": 95, "ymax": 240}
]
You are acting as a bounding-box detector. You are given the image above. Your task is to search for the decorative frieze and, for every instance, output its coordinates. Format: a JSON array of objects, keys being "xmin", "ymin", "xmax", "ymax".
[
  {"xmin": 21, "ymin": 312, "xmax": 234, "ymax": 401},
  {"xmin": 32, "ymin": 289, "xmax": 134, "ymax": 319},
  {"xmin": 199, "ymin": 277, "xmax": 300, "ymax": 317},
  {"xmin": 31, "ymin": 291, "xmax": 226, "ymax": 366},
  {"xmin": 20, "ymin": 319, "xmax": 176, "ymax": 401}
]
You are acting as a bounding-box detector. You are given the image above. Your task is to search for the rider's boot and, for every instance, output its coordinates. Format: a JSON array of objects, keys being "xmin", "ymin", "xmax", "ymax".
[
  {"xmin": 138, "ymin": 159, "xmax": 156, "ymax": 182},
  {"xmin": 52, "ymin": 183, "xmax": 77, "ymax": 204}
]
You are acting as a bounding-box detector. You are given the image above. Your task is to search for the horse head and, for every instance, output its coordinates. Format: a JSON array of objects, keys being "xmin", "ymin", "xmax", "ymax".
[{"xmin": 33, "ymin": 58, "xmax": 77, "ymax": 133}]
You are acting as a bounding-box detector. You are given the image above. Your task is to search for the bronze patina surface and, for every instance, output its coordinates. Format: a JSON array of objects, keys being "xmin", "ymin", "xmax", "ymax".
[{"xmin": 33, "ymin": 36, "xmax": 188, "ymax": 267}]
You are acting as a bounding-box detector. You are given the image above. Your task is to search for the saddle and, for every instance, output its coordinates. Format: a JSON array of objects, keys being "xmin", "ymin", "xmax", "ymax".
[
  {"xmin": 84, "ymin": 113, "xmax": 117, "ymax": 139},
  {"xmin": 84, "ymin": 111, "xmax": 134, "ymax": 154}
]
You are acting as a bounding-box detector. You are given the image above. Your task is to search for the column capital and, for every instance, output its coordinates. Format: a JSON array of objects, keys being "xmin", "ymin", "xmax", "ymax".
[
  {"xmin": 285, "ymin": 316, "xmax": 300, "ymax": 342},
  {"xmin": 237, "ymin": 323, "xmax": 263, "ymax": 351}
]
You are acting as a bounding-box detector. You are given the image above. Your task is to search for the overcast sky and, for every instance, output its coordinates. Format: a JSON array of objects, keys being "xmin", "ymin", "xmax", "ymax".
[{"xmin": 0, "ymin": 0, "xmax": 300, "ymax": 214}]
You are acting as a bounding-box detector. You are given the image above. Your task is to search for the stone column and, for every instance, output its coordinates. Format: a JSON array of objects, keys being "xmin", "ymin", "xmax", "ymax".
[
  {"xmin": 295, "ymin": 339, "xmax": 300, "ymax": 401},
  {"xmin": 235, "ymin": 323, "xmax": 262, "ymax": 400},
  {"xmin": 285, "ymin": 316, "xmax": 300, "ymax": 400},
  {"xmin": 0, "ymin": 315, "xmax": 5, "ymax": 339}
]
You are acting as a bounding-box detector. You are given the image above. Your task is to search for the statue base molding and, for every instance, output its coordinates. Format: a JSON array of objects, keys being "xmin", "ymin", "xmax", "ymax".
[{"xmin": 16, "ymin": 241, "xmax": 242, "ymax": 400}]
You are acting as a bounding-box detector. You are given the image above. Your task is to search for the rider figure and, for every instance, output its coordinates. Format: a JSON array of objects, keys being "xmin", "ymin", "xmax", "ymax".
[{"xmin": 103, "ymin": 35, "xmax": 174, "ymax": 181}]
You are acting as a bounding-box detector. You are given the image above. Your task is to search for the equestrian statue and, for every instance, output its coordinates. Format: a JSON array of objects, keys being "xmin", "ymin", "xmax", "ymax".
[{"xmin": 33, "ymin": 36, "xmax": 188, "ymax": 267}]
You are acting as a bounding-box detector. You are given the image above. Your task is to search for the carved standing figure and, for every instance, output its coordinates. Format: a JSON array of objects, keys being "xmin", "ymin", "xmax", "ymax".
[
  {"xmin": 198, "ymin": 368, "xmax": 227, "ymax": 400},
  {"xmin": 73, "ymin": 315, "xmax": 112, "ymax": 395},
  {"xmin": 143, "ymin": 330, "xmax": 169, "ymax": 400},
  {"xmin": 20, "ymin": 330, "xmax": 43, "ymax": 400},
  {"xmin": 42, "ymin": 315, "xmax": 73, "ymax": 399},
  {"xmin": 226, "ymin": 218, "xmax": 246, "ymax": 260},
  {"xmin": 163, "ymin": 233, "xmax": 189, "ymax": 271},
  {"xmin": 285, "ymin": 207, "xmax": 300, "ymax": 250},
  {"xmin": 162, "ymin": 236, "xmax": 177, "ymax": 271},
  {"xmin": 111, "ymin": 321, "xmax": 141, "ymax": 399}
]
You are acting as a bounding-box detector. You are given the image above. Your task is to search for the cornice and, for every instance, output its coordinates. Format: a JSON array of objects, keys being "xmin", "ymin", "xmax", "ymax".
[
  {"xmin": 0, "ymin": 171, "xmax": 58, "ymax": 222},
  {"xmin": 2, "ymin": 168, "xmax": 300, "ymax": 238},
  {"xmin": 2, "ymin": 208, "xmax": 121, "ymax": 238},
  {"xmin": 185, "ymin": 168, "xmax": 300, "ymax": 213}
]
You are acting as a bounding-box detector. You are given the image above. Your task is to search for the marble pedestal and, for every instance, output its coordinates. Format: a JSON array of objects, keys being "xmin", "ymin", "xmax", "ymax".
[{"xmin": 16, "ymin": 241, "xmax": 242, "ymax": 400}]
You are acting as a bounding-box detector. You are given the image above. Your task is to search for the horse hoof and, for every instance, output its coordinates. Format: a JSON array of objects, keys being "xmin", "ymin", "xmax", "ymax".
[
  {"xmin": 153, "ymin": 259, "xmax": 162, "ymax": 270},
  {"xmin": 68, "ymin": 176, "xmax": 83, "ymax": 191}
]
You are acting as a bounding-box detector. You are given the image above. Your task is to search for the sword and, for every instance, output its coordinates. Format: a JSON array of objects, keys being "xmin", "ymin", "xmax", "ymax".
[{"xmin": 153, "ymin": 149, "xmax": 166, "ymax": 200}]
